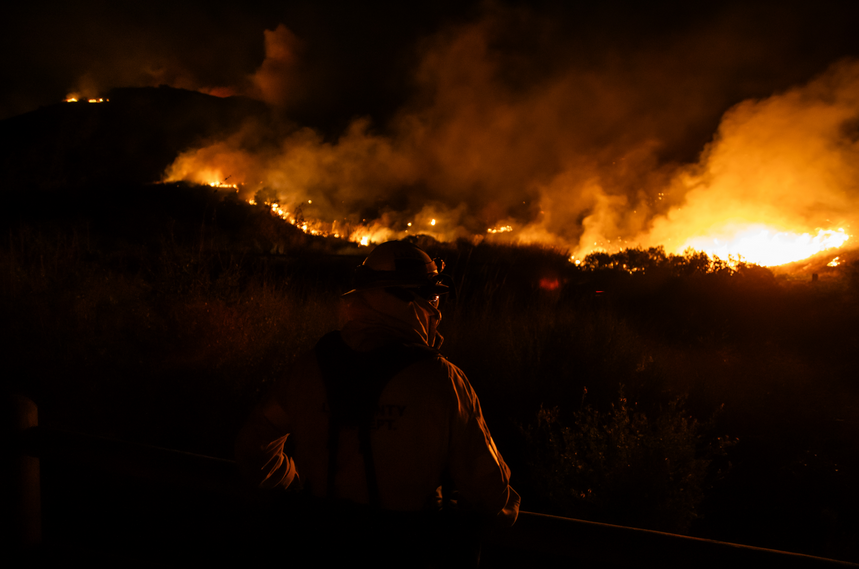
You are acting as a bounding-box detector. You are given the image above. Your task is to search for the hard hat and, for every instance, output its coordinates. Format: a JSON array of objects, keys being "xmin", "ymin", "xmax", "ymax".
[{"xmin": 344, "ymin": 241, "xmax": 451, "ymax": 297}]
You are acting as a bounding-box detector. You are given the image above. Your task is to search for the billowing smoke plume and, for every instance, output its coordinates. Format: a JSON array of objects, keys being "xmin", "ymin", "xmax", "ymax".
[
  {"xmin": 165, "ymin": 9, "xmax": 859, "ymax": 258},
  {"xmin": 642, "ymin": 60, "xmax": 859, "ymax": 257},
  {"xmin": 248, "ymin": 24, "xmax": 304, "ymax": 108}
]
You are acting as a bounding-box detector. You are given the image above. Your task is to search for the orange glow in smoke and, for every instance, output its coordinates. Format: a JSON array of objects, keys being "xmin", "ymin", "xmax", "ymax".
[{"xmin": 161, "ymin": 49, "xmax": 859, "ymax": 263}]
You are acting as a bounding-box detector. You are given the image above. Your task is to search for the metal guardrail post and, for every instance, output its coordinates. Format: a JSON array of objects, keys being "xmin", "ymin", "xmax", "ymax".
[{"xmin": 6, "ymin": 394, "xmax": 41, "ymax": 550}]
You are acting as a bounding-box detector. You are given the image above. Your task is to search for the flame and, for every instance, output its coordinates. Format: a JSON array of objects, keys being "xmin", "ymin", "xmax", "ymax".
[
  {"xmin": 160, "ymin": 31, "xmax": 859, "ymax": 266},
  {"xmin": 211, "ymin": 185, "xmax": 856, "ymax": 261},
  {"xmin": 828, "ymin": 257, "xmax": 841, "ymax": 267},
  {"xmin": 208, "ymin": 180, "xmax": 238, "ymax": 189},
  {"xmin": 680, "ymin": 226, "xmax": 849, "ymax": 267},
  {"xmin": 173, "ymin": 173, "xmax": 856, "ymax": 262},
  {"xmin": 64, "ymin": 96, "xmax": 108, "ymax": 103},
  {"xmin": 243, "ymin": 197, "xmax": 398, "ymax": 245}
]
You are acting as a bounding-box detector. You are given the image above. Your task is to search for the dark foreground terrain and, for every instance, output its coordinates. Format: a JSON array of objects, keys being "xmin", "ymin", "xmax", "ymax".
[{"xmin": 3, "ymin": 182, "xmax": 858, "ymax": 563}]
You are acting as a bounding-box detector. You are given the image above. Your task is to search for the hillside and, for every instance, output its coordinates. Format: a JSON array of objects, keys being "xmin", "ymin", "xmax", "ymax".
[{"xmin": 0, "ymin": 86, "xmax": 269, "ymax": 190}]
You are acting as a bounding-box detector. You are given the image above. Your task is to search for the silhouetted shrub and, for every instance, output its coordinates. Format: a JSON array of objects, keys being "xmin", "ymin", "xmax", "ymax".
[
  {"xmin": 521, "ymin": 387, "xmax": 734, "ymax": 534},
  {"xmin": 3, "ymin": 188, "xmax": 859, "ymax": 558}
]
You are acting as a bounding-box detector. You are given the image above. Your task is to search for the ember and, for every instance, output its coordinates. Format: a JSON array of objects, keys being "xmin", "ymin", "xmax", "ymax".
[{"xmin": 63, "ymin": 96, "xmax": 108, "ymax": 103}]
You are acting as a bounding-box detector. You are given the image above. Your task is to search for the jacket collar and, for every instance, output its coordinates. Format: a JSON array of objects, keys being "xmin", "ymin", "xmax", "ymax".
[{"xmin": 340, "ymin": 288, "xmax": 443, "ymax": 351}]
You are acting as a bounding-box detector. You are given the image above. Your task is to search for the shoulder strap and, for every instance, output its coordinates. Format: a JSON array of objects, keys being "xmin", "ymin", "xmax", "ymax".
[{"xmin": 314, "ymin": 331, "xmax": 438, "ymax": 507}]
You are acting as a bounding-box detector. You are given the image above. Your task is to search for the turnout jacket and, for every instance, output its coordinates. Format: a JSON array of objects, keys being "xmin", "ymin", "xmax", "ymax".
[{"xmin": 235, "ymin": 288, "xmax": 520, "ymax": 527}]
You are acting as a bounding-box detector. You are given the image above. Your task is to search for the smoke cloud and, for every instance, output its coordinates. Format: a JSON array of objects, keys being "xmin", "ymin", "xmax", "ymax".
[
  {"xmin": 164, "ymin": 6, "xmax": 859, "ymax": 257},
  {"xmin": 248, "ymin": 24, "xmax": 304, "ymax": 108},
  {"xmin": 642, "ymin": 60, "xmax": 859, "ymax": 255}
]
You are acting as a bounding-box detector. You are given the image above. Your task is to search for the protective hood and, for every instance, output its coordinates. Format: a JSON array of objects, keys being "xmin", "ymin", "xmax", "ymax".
[{"xmin": 340, "ymin": 288, "xmax": 443, "ymax": 351}]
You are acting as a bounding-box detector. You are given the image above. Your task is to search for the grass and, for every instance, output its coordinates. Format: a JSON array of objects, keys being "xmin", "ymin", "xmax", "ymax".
[{"xmin": 2, "ymin": 182, "xmax": 858, "ymax": 560}]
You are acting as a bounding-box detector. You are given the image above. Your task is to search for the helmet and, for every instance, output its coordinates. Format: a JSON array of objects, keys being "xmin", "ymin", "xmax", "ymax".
[{"xmin": 344, "ymin": 241, "xmax": 451, "ymax": 298}]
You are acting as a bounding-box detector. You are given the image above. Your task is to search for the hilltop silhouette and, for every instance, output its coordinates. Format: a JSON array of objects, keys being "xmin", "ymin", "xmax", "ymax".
[{"xmin": 0, "ymin": 86, "xmax": 269, "ymax": 190}]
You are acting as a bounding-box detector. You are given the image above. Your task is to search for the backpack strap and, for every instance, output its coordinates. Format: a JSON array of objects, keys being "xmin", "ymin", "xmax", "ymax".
[{"xmin": 314, "ymin": 331, "xmax": 438, "ymax": 507}]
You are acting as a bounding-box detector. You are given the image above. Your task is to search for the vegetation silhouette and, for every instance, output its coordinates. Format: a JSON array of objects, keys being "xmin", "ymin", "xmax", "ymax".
[
  {"xmin": 521, "ymin": 389, "xmax": 734, "ymax": 534},
  {"xmin": 2, "ymin": 182, "xmax": 858, "ymax": 562}
]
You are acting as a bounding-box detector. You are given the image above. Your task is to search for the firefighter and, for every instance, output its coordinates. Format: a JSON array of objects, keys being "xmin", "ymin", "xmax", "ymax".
[{"xmin": 236, "ymin": 240, "xmax": 519, "ymax": 566}]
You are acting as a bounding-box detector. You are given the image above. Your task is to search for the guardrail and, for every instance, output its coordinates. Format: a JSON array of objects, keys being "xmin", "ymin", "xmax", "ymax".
[{"xmin": 7, "ymin": 394, "xmax": 858, "ymax": 567}]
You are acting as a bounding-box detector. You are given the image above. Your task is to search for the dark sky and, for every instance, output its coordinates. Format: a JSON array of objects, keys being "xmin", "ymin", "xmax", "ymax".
[
  {"xmin": 5, "ymin": 0, "xmax": 859, "ymax": 135},
  {"xmin": 2, "ymin": 1, "xmax": 474, "ymax": 123}
]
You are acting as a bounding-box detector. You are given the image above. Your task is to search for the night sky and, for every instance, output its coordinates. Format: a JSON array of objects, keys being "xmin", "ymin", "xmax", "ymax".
[{"xmin": 5, "ymin": 0, "xmax": 859, "ymax": 136}]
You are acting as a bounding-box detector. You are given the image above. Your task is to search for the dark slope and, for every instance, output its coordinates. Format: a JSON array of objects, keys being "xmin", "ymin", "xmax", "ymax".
[{"xmin": 0, "ymin": 86, "xmax": 269, "ymax": 190}]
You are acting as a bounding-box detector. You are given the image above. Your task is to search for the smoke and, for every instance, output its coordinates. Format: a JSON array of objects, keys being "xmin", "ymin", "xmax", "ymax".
[
  {"xmin": 642, "ymin": 59, "xmax": 859, "ymax": 254},
  {"xmin": 165, "ymin": 12, "xmax": 680, "ymax": 247},
  {"xmin": 164, "ymin": 6, "xmax": 859, "ymax": 256},
  {"xmin": 248, "ymin": 24, "xmax": 304, "ymax": 108}
]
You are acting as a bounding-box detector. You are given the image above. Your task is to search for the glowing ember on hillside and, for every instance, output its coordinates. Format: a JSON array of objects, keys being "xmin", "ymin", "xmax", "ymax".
[
  {"xmin": 170, "ymin": 170, "xmax": 857, "ymax": 264},
  {"xmin": 244, "ymin": 195, "xmax": 400, "ymax": 244},
  {"xmin": 63, "ymin": 97, "xmax": 108, "ymax": 103},
  {"xmin": 680, "ymin": 226, "xmax": 850, "ymax": 267},
  {"xmin": 207, "ymin": 180, "xmax": 238, "ymax": 189}
]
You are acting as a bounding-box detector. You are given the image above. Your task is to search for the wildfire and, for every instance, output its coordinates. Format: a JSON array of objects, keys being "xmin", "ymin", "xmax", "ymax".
[
  {"xmin": 64, "ymin": 97, "xmax": 108, "ymax": 103},
  {"xmin": 680, "ymin": 226, "xmax": 850, "ymax": 267},
  {"xmin": 208, "ymin": 180, "xmax": 238, "ymax": 189},
  {"xmin": 158, "ymin": 44, "xmax": 859, "ymax": 271},
  {"xmin": 173, "ymin": 169, "xmax": 856, "ymax": 264},
  {"xmin": 228, "ymin": 181, "xmax": 856, "ymax": 264},
  {"xmin": 247, "ymin": 197, "xmax": 398, "ymax": 245}
]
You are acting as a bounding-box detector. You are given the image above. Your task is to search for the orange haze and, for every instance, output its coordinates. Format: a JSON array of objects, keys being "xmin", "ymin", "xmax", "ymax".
[{"xmin": 165, "ymin": 17, "xmax": 859, "ymax": 265}]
